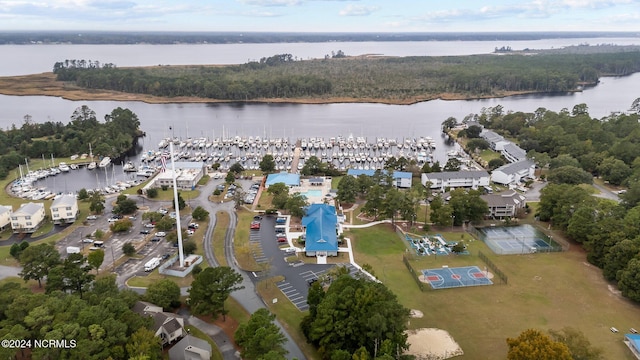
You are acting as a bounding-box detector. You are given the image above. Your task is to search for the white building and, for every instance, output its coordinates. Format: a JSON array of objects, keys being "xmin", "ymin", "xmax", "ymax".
[
  {"xmin": 50, "ymin": 194, "xmax": 79, "ymax": 225},
  {"xmin": 501, "ymin": 143, "xmax": 528, "ymax": 163},
  {"xmin": 149, "ymin": 162, "xmax": 205, "ymax": 192},
  {"xmin": 422, "ymin": 171, "xmax": 490, "ymax": 191},
  {"xmin": 0, "ymin": 205, "xmax": 11, "ymax": 230},
  {"xmin": 491, "ymin": 160, "xmax": 536, "ymax": 185},
  {"xmin": 481, "ymin": 190, "xmax": 527, "ymax": 218},
  {"xmin": 481, "ymin": 130, "xmax": 509, "ymax": 150},
  {"xmin": 11, "ymin": 202, "xmax": 45, "ymax": 233}
]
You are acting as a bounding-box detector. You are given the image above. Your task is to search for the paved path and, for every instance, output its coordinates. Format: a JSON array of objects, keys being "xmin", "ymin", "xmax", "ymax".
[
  {"xmin": 184, "ymin": 315, "xmax": 239, "ymax": 360},
  {"xmin": 194, "ymin": 177, "xmax": 307, "ymax": 360},
  {"xmin": 0, "ymin": 265, "xmax": 21, "ymax": 280}
]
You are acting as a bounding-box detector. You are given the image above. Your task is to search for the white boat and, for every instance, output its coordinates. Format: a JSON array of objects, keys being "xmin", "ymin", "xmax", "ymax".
[
  {"xmin": 98, "ymin": 157, "xmax": 111, "ymax": 168},
  {"xmin": 87, "ymin": 161, "xmax": 96, "ymax": 170},
  {"xmin": 123, "ymin": 161, "xmax": 136, "ymax": 172},
  {"xmin": 58, "ymin": 162, "xmax": 70, "ymax": 172}
]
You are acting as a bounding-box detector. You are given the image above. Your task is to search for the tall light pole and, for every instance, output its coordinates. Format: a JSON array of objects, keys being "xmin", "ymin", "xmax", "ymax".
[{"xmin": 169, "ymin": 127, "xmax": 185, "ymax": 268}]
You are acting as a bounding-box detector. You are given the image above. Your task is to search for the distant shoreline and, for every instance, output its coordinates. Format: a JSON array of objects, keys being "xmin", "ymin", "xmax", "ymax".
[{"xmin": 0, "ymin": 30, "xmax": 637, "ymax": 46}]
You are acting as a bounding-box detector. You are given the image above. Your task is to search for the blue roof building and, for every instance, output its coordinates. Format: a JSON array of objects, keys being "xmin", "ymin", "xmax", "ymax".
[
  {"xmin": 303, "ymin": 204, "xmax": 339, "ymax": 257},
  {"xmin": 265, "ymin": 172, "xmax": 300, "ymax": 188},
  {"xmin": 625, "ymin": 333, "xmax": 640, "ymax": 359},
  {"xmin": 346, "ymin": 169, "xmax": 413, "ymax": 188}
]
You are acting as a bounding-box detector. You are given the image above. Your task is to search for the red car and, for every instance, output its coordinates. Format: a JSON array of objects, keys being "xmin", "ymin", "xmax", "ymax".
[
  {"xmin": 250, "ymin": 221, "xmax": 260, "ymax": 230},
  {"xmin": 277, "ymin": 236, "xmax": 287, "ymax": 243}
]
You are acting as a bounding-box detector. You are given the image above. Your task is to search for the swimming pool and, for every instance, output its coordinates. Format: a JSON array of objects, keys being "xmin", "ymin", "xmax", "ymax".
[{"xmin": 299, "ymin": 189, "xmax": 323, "ymax": 198}]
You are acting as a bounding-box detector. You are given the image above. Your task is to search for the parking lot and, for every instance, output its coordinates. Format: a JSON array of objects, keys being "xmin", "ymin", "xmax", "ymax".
[{"xmin": 251, "ymin": 215, "xmax": 360, "ymax": 311}]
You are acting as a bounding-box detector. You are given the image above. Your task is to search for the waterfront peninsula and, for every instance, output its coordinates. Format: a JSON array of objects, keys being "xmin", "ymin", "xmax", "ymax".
[{"xmin": 2, "ymin": 46, "xmax": 640, "ymax": 105}]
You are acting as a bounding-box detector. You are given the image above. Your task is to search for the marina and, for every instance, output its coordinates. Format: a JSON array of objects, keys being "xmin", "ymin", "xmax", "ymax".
[{"xmin": 8, "ymin": 132, "xmax": 465, "ymax": 196}]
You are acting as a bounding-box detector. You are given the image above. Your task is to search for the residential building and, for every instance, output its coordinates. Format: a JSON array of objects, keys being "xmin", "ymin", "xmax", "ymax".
[
  {"xmin": 168, "ymin": 335, "xmax": 212, "ymax": 360},
  {"xmin": 501, "ymin": 143, "xmax": 528, "ymax": 163},
  {"xmin": 0, "ymin": 205, "xmax": 11, "ymax": 230},
  {"xmin": 346, "ymin": 169, "xmax": 413, "ymax": 188},
  {"xmin": 480, "ymin": 190, "xmax": 527, "ymax": 218},
  {"xmin": 50, "ymin": 194, "xmax": 79, "ymax": 225},
  {"xmin": 265, "ymin": 172, "xmax": 301, "ymax": 188},
  {"xmin": 132, "ymin": 301, "xmax": 186, "ymax": 347},
  {"xmin": 303, "ymin": 204, "xmax": 340, "ymax": 257},
  {"xmin": 11, "ymin": 202, "xmax": 45, "ymax": 233},
  {"xmin": 421, "ymin": 171, "xmax": 490, "ymax": 191},
  {"xmin": 151, "ymin": 162, "xmax": 206, "ymax": 191},
  {"xmin": 491, "ymin": 160, "xmax": 536, "ymax": 185},
  {"xmin": 481, "ymin": 130, "xmax": 510, "ymax": 151}
]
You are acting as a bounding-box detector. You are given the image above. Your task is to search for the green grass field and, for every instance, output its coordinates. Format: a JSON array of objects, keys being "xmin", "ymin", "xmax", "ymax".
[{"xmin": 348, "ymin": 224, "xmax": 640, "ymax": 360}]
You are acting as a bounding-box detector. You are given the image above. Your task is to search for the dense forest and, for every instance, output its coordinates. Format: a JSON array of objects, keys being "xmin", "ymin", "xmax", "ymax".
[
  {"xmin": 474, "ymin": 103, "xmax": 640, "ymax": 302},
  {"xmin": 1, "ymin": 31, "xmax": 636, "ymax": 45},
  {"xmin": 0, "ymin": 105, "xmax": 142, "ymax": 179},
  {"xmin": 52, "ymin": 50, "xmax": 640, "ymax": 102}
]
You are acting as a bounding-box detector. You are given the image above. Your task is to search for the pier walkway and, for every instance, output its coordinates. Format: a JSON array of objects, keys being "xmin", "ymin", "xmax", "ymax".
[{"xmin": 290, "ymin": 139, "xmax": 302, "ymax": 173}]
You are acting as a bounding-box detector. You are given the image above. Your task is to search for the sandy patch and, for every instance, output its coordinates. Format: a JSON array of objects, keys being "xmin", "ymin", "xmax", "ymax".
[
  {"xmin": 410, "ymin": 309, "xmax": 424, "ymax": 318},
  {"xmin": 406, "ymin": 328, "xmax": 463, "ymax": 360}
]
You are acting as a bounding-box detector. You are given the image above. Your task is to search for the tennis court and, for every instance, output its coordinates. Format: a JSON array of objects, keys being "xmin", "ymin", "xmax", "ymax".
[
  {"xmin": 476, "ymin": 224, "xmax": 562, "ymax": 255},
  {"xmin": 421, "ymin": 266, "xmax": 493, "ymax": 289}
]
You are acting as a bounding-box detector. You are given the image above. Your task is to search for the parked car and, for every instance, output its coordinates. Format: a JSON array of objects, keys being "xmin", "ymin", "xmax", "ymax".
[
  {"xmin": 155, "ymin": 231, "xmax": 166, "ymax": 237},
  {"xmin": 107, "ymin": 217, "xmax": 119, "ymax": 223},
  {"xmin": 188, "ymin": 223, "xmax": 199, "ymax": 229},
  {"xmin": 253, "ymin": 215, "xmax": 262, "ymax": 221},
  {"xmin": 144, "ymin": 223, "xmax": 155, "ymax": 228},
  {"xmin": 151, "ymin": 237, "xmax": 161, "ymax": 242},
  {"xmin": 186, "ymin": 229, "xmax": 195, "ymax": 236},
  {"xmin": 86, "ymin": 215, "xmax": 97, "ymax": 220},
  {"xmin": 82, "ymin": 239, "xmax": 94, "ymax": 243},
  {"xmin": 140, "ymin": 229, "xmax": 150, "ymax": 235},
  {"xmin": 277, "ymin": 236, "xmax": 287, "ymax": 243},
  {"xmin": 128, "ymin": 216, "xmax": 137, "ymax": 220},
  {"xmin": 250, "ymin": 221, "xmax": 260, "ymax": 230},
  {"xmin": 158, "ymin": 208, "xmax": 168, "ymax": 215}
]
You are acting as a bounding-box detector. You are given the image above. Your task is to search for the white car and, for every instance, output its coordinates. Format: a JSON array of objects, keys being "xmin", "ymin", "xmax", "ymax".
[
  {"xmin": 155, "ymin": 231, "xmax": 166, "ymax": 237},
  {"xmin": 158, "ymin": 208, "xmax": 168, "ymax": 215},
  {"xmin": 186, "ymin": 229, "xmax": 195, "ymax": 236},
  {"xmin": 86, "ymin": 215, "xmax": 97, "ymax": 220},
  {"xmin": 144, "ymin": 223, "xmax": 155, "ymax": 228},
  {"xmin": 188, "ymin": 223, "xmax": 199, "ymax": 229}
]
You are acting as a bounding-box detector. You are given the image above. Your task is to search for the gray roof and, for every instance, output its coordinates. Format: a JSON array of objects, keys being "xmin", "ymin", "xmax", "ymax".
[
  {"xmin": 168, "ymin": 335, "xmax": 212, "ymax": 360},
  {"xmin": 51, "ymin": 194, "xmax": 76, "ymax": 208},
  {"xmin": 132, "ymin": 301, "xmax": 161, "ymax": 315},
  {"xmin": 424, "ymin": 170, "xmax": 490, "ymax": 180},
  {"xmin": 0, "ymin": 205, "xmax": 11, "ymax": 215},
  {"xmin": 502, "ymin": 143, "xmax": 527, "ymax": 161},
  {"xmin": 14, "ymin": 202, "xmax": 44, "ymax": 216},
  {"xmin": 481, "ymin": 130, "xmax": 504, "ymax": 143},
  {"xmin": 493, "ymin": 159, "xmax": 535, "ymax": 175},
  {"xmin": 481, "ymin": 190, "xmax": 526, "ymax": 207}
]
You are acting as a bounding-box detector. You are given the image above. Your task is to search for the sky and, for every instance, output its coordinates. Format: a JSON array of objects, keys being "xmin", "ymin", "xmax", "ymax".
[{"xmin": 0, "ymin": 0, "xmax": 639, "ymax": 32}]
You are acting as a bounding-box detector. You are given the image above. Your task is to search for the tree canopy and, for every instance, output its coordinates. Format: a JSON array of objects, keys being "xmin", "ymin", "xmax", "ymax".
[{"xmin": 301, "ymin": 275, "xmax": 410, "ymax": 359}]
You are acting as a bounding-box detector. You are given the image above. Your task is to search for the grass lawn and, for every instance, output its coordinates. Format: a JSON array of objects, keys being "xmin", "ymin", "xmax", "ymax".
[
  {"xmin": 126, "ymin": 271, "xmax": 194, "ymax": 288},
  {"xmin": 213, "ymin": 211, "xmax": 229, "ymax": 266},
  {"xmin": 256, "ymin": 277, "xmax": 320, "ymax": 360},
  {"xmin": 348, "ymin": 224, "xmax": 640, "ymax": 360},
  {"xmin": 234, "ymin": 208, "xmax": 261, "ymax": 271}
]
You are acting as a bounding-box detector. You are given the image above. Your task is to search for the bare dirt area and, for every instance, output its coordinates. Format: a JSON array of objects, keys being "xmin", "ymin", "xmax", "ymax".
[{"xmin": 406, "ymin": 328, "xmax": 463, "ymax": 360}]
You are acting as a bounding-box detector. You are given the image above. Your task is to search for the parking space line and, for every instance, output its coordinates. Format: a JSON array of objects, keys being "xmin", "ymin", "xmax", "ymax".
[
  {"xmin": 289, "ymin": 296, "xmax": 304, "ymax": 302},
  {"xmin": 279, "ymin": 285, "xmax": 293, "ymax": 291}
]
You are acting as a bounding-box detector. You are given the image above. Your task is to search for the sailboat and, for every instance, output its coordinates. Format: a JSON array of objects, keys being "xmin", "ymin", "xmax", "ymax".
[
  {"xmin": 98, "ymin": 156, "xmax": 111, "ymax": 168},
  {"xmin": 87, "ymin": 143, "xmax": 96, "ymax": 170}
]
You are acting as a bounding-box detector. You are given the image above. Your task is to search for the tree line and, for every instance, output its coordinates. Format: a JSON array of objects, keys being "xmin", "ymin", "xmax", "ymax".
[
  {"xmin": 52, "ymin": 50, "xmax": 640, "ymax": 102},
  {"xmin": 0, "ymin": 105, "xmax": 142, "ymax": 179}
]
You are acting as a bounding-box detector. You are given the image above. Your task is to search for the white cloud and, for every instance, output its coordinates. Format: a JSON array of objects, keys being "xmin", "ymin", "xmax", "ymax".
[
  {"xmin": 236, "ymin": 0, "xmax": 302, "ymax": 6},
  {"xmin": 339, "ymin": 4, "xmax": 378, "ymax": 16}
]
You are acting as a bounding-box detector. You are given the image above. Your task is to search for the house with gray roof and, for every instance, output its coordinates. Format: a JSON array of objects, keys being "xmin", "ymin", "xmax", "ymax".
[
  {"xmin": 132, "ymin": 301, "xmax": 186, "ymax": 347},
  {"xmin": 10, "ymin": 202, "xmax": 45, "ymax": 233},
  {"xmin": 421, "ymin": 170, "xmax": 490, "ymax": 191},
  {"xmin": 50, "ymin": 194, "xmax": 79, "ymax": 224},
  {"xmin": 491, "ymin": 160, "xmax": 535, "ymax": 185},
  {"xmin": 480, "ymin": 190, "xmax": 527, "ymax": 218},
  {"xmin": 168, "ymin": 334, "xmax": 212, "ymax": 360}
]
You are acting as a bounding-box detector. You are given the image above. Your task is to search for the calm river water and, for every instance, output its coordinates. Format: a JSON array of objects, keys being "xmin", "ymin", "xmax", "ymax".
[{"xmin": 1, "ymin": 38, "xmax": 639, "ymax": 192}]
